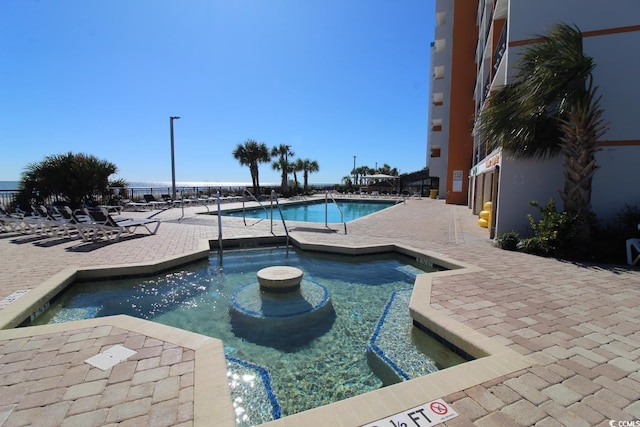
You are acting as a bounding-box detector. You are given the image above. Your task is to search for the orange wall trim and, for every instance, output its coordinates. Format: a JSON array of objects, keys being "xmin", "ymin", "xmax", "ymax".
[
  {"xmin": 510, "ymin": 24, "xmax": 640, "ymax": 47},
  {"xmin": 445, "ymin": 0, "xmax": 478, "ymax": 205}
]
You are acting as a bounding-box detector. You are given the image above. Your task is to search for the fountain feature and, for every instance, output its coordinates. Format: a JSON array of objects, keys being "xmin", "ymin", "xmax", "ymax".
[
  {"xmin": 257, "ymin": 266, "xmax": 304, "ymax": 292},
  {"xmin": 230, "ymin": 266, "xmax": 335, "ymax": 351}
]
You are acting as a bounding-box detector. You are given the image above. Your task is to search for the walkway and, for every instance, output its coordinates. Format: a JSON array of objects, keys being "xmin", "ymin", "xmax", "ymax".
[{"xmin": 0, "ymin": 197, "xmax": 638, "ymax": 426}]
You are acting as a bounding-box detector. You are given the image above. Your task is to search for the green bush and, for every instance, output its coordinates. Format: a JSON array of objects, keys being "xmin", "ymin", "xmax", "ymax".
[
  {"xmin": 517, "ymin": 237, "xmax": 546, "ymax": 254},
  {"xmin": 524, "ymin": 199, "xmax": 582, "ymax": 257},
  {"xmin": 496, "ymin": 200, "xmax": 639, "ymax": 264},
  {"xmin": 495, "ymin": 231, "xmax": 520, "ymax": 251}
]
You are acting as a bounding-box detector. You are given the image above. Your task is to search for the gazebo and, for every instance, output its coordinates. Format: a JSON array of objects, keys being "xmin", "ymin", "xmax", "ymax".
[{"xmin": 360, "ymin": 174, "xmax": 400, "ymax": 194}]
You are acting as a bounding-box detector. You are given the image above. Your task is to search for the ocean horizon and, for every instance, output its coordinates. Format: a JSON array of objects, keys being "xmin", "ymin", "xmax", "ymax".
[{"xmin": 0, "ymin": 180, "xmax": 337, "ymax": 191}]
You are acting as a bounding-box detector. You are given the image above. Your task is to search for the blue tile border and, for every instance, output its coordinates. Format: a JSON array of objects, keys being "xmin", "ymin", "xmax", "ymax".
[
  {"xmin": 230, "ymin": 279, "xmax": 330, "ymax": 319},
  {"xmin": 366, "ymin": 289, "xmax": 412, "ymax": 381},
  {"xmin": 226, "ymin": 355, "xmax": 282, "ymax": 421}
]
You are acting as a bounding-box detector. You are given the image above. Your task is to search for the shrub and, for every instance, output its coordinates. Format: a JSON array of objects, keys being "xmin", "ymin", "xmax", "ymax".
[
  {"xmin": 525, "ymin": 198, "xmax": 582, "ymax": 257},
  {"xmin": 495, "ymin": 231, "xmax": 520, "ymax": 251},
  {"xmin": 587, "ymin": 204, "xmax": 640, "ymax": 264}
]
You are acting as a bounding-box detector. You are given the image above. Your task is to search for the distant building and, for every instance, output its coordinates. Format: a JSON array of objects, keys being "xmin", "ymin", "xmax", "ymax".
[{"xmin": 427, "ymin": 0, "xmax": 640, "ymax": 237}]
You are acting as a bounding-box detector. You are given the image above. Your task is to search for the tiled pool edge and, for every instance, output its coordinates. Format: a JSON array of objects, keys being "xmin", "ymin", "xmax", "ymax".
[
  {"xmin": 256, "ymin": 242, "xmax": 536, "ymax": 427},
  {"xmin": 0, "ymin": 315, "xmax": 235, "ymax": 427},
  {"xmin": 0, "ymin": 242, "xmax": 211, "ymax": 330},
  {"xmin": 0, "ymin": 237, "xmax": 535, "ymax": 427}
]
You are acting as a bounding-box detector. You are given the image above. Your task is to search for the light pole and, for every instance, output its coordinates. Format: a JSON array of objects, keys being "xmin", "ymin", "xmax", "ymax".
[
  {"xmin": 353, "ymin": 155, "xmax": 357, "ymax": 187},
  {"xmin": 170, "ymin": 116, "xmax": 181, "ymax": 201}
]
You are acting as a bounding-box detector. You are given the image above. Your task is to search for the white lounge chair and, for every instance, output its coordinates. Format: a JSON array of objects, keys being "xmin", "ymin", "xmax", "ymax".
[
  {"xmin": 0, "ymin": 204, "xmax": 27, "ymax": 233},
  {"xmin": 143, "ymin": 194, "xmax": 170, "ymax": 209},
  {"xmin": 53, "ymin": 206, "xmax": 98, "ymax": 239},
  {"xmin": 85, "ymin": 207, "xmax": 161, "ymax": 242}
]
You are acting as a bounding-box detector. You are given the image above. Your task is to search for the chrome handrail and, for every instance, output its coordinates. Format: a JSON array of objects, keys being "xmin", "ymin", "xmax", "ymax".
[
  {"xmin": 216, "ymin": 191, "xmax": 223, "ymax": 251},
  {"xmin": 270, "ymin": 190, "xmax": 289, "ymax": 245},
  {"xmin": 241, "ymin": 189, "xmax": 269, "ymax": 226},
  {"xmin": 325, "ymin": 191, "xmax": 347, "ymax": 234}
]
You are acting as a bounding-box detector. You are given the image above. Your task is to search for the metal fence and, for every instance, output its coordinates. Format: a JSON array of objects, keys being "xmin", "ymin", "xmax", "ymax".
[{"xmin": 0, "ymin": 185, "xmax": 259, "ymax": 210}]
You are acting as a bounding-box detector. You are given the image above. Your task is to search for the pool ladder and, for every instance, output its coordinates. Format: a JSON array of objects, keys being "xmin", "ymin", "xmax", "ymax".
[
  {"xmin": 239, "ymin": 189, "xmax": 290, "ymax": 242},
  {"xmin": 209, "ymin": 190, "xmax": 290, "ymax": 251},
  {"xmin": 325, "ymin": 191, "xmax": 347, "ymax": 234}
]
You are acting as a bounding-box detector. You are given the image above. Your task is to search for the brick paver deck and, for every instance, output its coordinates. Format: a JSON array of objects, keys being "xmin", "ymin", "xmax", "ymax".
[{"xmin": 1, "ymin": 196, "xmax": 639, "ymax": 426}]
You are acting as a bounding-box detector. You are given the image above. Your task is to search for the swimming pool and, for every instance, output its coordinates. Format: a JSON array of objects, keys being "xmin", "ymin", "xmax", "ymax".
[
  {"xmin": 30, "ymin": 247, "xmax": 460, "ymax": 423},
  {"xmin": 220, "ymin": 199, "xmax": 397, "ymax": 223}
]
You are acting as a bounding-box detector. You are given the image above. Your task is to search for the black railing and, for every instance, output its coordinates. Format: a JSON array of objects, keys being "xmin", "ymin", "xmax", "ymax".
[
  {"xmin": 492, "ymin": 23, "xmax": 507, "ymax": 74},
  {"xmin": 0, "ymin": 185, "xmax": 263, "ymax": 211},
  {"xmin": 0, "ymin": 190, "xmax": 21, "ymax": 208}
]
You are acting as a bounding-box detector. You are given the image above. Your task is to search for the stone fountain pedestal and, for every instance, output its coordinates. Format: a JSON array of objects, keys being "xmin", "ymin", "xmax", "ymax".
[
  {"xmin": 257, "ymin": 266, "xmax": 304, "ymax": 292},
  {"xmin": 230, "ymin": 266, "xmax": 335, "ymax": 351}
]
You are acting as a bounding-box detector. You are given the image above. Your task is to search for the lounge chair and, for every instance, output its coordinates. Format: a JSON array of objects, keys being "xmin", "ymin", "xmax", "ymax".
[
  {"xmin": 0, "ymin": 204, "xmax": 27, "ymax": 233},
  {"xmin": 8, "ymin": 204, "xmax": 63, "ymax": 235},
  {"xmin": 85, "ymin": 207, "xmax": 161, "ymax": 242},
  {"xmin": 626, "ymin": 224, "xmax": 640, "ymax": 266},
  {"xmin": 53, "ymin": 206, "xmax": 98, "ymax": 239},
  {"xmin": 143, "ymin": 194, "xmax": 170, "ymax": 209},
  {"xmin": 29, "ymin": 204, "xmax": 69, "ymax": 235}
]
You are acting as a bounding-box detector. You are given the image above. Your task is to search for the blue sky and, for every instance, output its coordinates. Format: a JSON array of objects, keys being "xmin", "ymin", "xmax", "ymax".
[{"xmin": 1, "ymin": 0, "xmax": 434, "ymax": 185}]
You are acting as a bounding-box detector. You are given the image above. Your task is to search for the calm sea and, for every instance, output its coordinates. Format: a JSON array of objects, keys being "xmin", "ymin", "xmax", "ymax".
[
  {"xmin": 0, "ymin": 180, "xmax": 262, "ymax": 191},
  {"xmin": 0, "ymin": 180, "xmax": 334, "ymax": 191}
]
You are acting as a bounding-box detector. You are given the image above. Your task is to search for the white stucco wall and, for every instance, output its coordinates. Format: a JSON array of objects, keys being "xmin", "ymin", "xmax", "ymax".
[
  {"xmin": 509, "ymin": 0, "xmax": 640, "ymax": 39},
  {"xmin": 491, "ymin": 1, "xmax": 640, "ymax": 233},
  {"xmin": 428, "ymin": 0, "xmax": 455, "ymax": 199},
  {"xmin": 495, "ymin": 155, "xmax": 564, "ymax": 236}
]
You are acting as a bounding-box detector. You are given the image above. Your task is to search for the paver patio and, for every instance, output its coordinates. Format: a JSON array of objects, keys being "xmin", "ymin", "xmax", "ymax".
[{"xmin": 0, "ymin": 196, "xmax": 638, "ymax": 426}]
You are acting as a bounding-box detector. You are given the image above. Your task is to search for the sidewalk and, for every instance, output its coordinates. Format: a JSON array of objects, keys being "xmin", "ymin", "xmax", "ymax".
[{"xmin": 0, "ymin": 198, "xmax": 639, "ymax": 426}]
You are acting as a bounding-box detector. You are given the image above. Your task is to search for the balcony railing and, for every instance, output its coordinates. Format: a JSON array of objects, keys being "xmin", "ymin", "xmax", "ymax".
[{"xmin": 492, "ymin": 23, "xmax": 507, "ymax": 75}]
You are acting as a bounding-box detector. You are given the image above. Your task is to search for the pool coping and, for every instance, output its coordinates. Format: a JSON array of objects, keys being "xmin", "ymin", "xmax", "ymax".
[
  {"xmin": 0, "ymin": 315, "xmax": 233, "ymax": 426},
  {"xmin": 0, "ymin": 236, "xmax": 535, "ymax": 427}
]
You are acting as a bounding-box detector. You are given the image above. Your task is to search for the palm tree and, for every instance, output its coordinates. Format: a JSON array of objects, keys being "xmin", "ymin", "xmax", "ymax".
[
  {"xmin": 20, "ymin": 152, "xmax": 124, "ymax": 208},
  {"xmin": 352, "ymin": 166, "xmax": 370, "ymax": 186},
  {"xmin": 271, "ymin": 144, "xmax": 295, "ymax": 195},
  {"xmin": 232, "ymin": 139, "xmax": 271, "ymax": 196},
  {"xmin": 291, "ymin": 159, "xmax": 303, "ymax": 195},
  {"xmin": 378, "ymin": 163, "xmax": 398, "ymax": 176},
  {"xmin": 341, "ymin": 176, "xmax": 353, "ymax": 189},
  {"xmin": 300, "ymin": 159, "xmax": 319, "ymax": 193},
  {"xmin": 474, "ymin": 23, "xmax": 607, "ymax": 242}
]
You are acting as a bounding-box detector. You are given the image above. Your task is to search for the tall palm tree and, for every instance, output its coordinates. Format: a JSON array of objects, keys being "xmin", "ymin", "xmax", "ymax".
[
  {"xmin": 474, "ymin": 23, "xmax": 607, "ymax": 242},
  {"xmin": 232, "ymin": 139, "xmax": 271, "ymax": 196},
  {"xmin": 291, "ymin": 159, "xmax": 303, "ymax": 195},
  {"xmin": 300, "ymin": 159, "xmax": 319, "ymax": 193},
  {"xmin": 271, "ymin": 144, "xmax": 295, "ymax": 195},
  {"xmin": 378, "ymin": 163, "xmax": 398, "ymax": 176},
  {"xmin": 352, "ymin": 166, "xmax": 370, "ymax": 186}
]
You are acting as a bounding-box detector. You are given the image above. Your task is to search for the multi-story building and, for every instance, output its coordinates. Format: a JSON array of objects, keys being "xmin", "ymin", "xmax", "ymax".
[{"xmin": 427, "ymin": 0, "xmax": 640, "ymax": 237}]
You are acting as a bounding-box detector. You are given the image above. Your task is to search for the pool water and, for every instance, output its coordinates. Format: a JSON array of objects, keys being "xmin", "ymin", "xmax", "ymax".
[
  {"xmin": 32, "ymin": 247, "xmax": 442, "ymax": 419},
  {"xmin": 222, "ymin": 200, "xmax": 396, "ymax": 223}
]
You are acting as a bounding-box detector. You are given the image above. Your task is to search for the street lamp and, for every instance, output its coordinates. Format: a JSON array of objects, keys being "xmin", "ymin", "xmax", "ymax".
[
  {"xmin": 353, "ymin": 155, "xmax": 357, "ymax": 187},
  {"xmin": 170, "ymin": 116, "xmax": 181, "ymax": 201}
]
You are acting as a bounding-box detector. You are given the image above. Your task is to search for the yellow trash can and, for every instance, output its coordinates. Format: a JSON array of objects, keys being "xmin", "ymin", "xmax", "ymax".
[{"xmin": 429, "ymin": 189, "xmax": 438, "ymax": 199}]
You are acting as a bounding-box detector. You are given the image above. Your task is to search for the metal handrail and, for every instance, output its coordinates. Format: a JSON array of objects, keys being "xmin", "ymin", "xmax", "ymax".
[
  {"xmin": 270, "ymin": 190, "xmax": 289, "ymax": 246},
  {"xmin": 325, "ymin": 191, "xmax": 347, "ymax": 234},
  {"xmin": 239, "ymin": 190, "xmax": 289, "ymax": 245},
  {"xmin": 241, "ymin": 189, "xmax": 269, "ymax": 226},
  {"xmin": 216, "ymin": 191, "xmax": 223, "ymax": 251}
]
